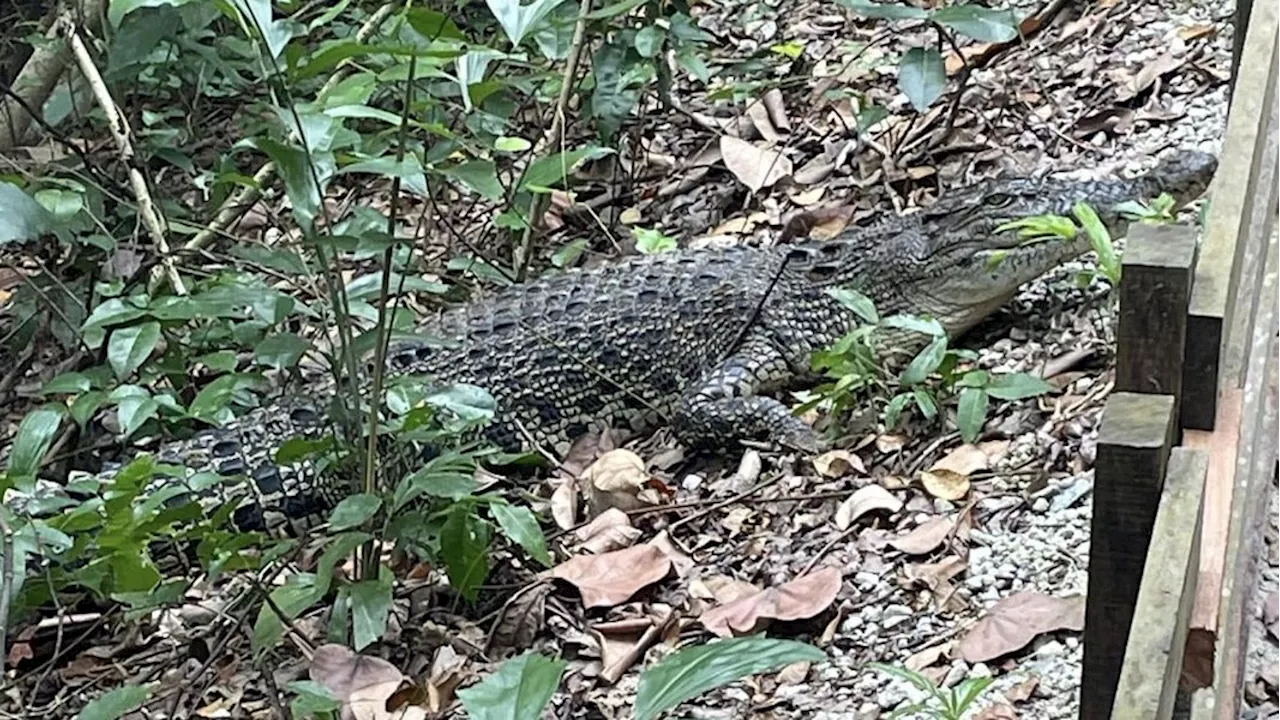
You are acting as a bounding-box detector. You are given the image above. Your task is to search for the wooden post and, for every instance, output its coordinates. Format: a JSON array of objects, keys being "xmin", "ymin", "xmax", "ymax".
[
  {"xmin": 1187, "ymin": 7, "xmax": 1280, "ymax": 425},
  {"xmin": 1115, "ymin": 225, "xmax": 1196, "ymax": 432},
  {"xmin": 1081, "ymin": 393, "xmax": 1177, "ymax": 720},
  {"xmin": 1110, "ymin": 447, "xmax": 1208, "ymax": 720}
]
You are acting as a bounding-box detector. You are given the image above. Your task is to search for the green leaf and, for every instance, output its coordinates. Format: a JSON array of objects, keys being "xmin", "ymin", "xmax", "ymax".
[
  {"xmin": 633, "ymin": 227, "xmax": 678, "ymax": 254},
  {"xmin": 881, "ymin": 314, "xmax": 945, "ymax": 338},
  {"xmin": 82, "ymin": 297, "xmax": 148, "ymax": 332},
  {"xmin": 252, "ymin": 573, "xmax": 323, "ymax": 651},
  {"xmin": 427, "ymin": 384, "xmax": 497, "ymax": 424},
  {"xmin": 7, "ymin": 406, "xmax": 65, "ymax": 484},
  {"xmin": 75, "ymin": 684, "xmax": 154, "ymax": 720},
  {"xmin": 826, "ymin": 287, "xmax": 879, "ymax": 323},
  {"xmin": 590, "ymin": 41, "xmax": 643, "ymax": 139},
  {"xmin": 585, "ymin": 0, "xmax": 648, "ymax": 19},
  {"xmin": 835, "ymin": 0, "xmax": 928, "ymax": 19},
  {"xmin": 457, "ymin": 652, "xmax": 566, "ymax": 720},
  {"xmin": 440, "ymin": 504, "xmax": 490, "ymax": 601},
  {"xmin": 70, "ymin": 390, "xmax": 108, "ymax": 427},
  {"xmin": 106, "ymin": 322, "xmax": 160, "ymax": 381},
  {"xmin": 884, "ymin": 392, "xmax": 911, "ymax": 429},
  {"xmin": 187, "ymin": 374, "xmax": 263, "ymax": 425},
  {"xmin": 439, "ymin": 160, "xmax": 504, "ymax": 200},
  {"xmin": 985, "ymin": 373, "xmax": 1053, "ymax": 400},
  {"xmin": 395, "ymin": 452, "xmax": 479, "ymax": 507},
  {"xmin": 287, "ymin": 681, "xmax": 342, "ymax": 717},
  {"xmin": 900, "ymin": 336, "xmax": 947, "ymax": 386},
  {"xmin": 350, "ymin": 570, "xmax": 394, "ymax": 651},
  {"xmin": 0, "ymin": 181, "xmax": 55, "ymax": 243},
  {"xmin": 255, "ymin": 333, "xmax": 311, "ymax": 369},
  {"xmin": 1073, "ymin": 201, "xmax": 1120, "ymax": 284},
  {"xmin": 491, "ymin": 502, "xmax": 552, "ymax": 567},
  {"xmin": 328, "ymin": 493, "xmax": 383, "ymax": 531},
  {"xmin": 551, "ymin": 238, "xmax": 588, "ymax": 268},
  {"xmin": 484, "ymin": 0, "xmax": 568, "ymax": 47},
  {"xmin": 345, "ymin": 271, "xmax": 448, "ymax": 301},
  {"xmin": 113, "ymin": 389, "xmax": 159, "ymax": 438},
  {"xmin": 495, "ymin": 136, "xmax": 532, "ymax": 152},
  {"xmin": 898, "ymin": 47, "xmax": 947, "ymax": 112},
  {"xmin": 635, "ymin": 637, "xmax": 825, "ymax": 720},
  {"xmin": 956, "ymin": 387, "xmax": 989, "ymax": 443},
  {"xmin": 276, "ymin": 435, "xmax": 335, "ymax": 465},
  {"xmin": 912, "ymin": 388, "xmax": 938, "ymax": 420},
  {"xmin": 520, "ymin": 147, "xmax": 614, "ymax": 191},
  {"xmin": 931, "ymin": 6, "xmax": 1019, "ymax": 42},
  {"xmin": 41, "ymin": 372, "xmax": 92, "ymax": 395},
  {"xmin": 634, "ymin": 25, "xmax": 665, "ymax": 58}
]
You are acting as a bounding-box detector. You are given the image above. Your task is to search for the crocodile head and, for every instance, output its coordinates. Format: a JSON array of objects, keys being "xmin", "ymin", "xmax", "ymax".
[{"xmin": 877, "ymin": 149, "xmax": 1218, "ymax": 336}]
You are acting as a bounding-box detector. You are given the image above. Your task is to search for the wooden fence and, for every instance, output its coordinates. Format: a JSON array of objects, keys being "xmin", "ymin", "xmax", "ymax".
[{"xmin": 1079, "ymin": 1, "xmax": 1279, "ymax": 717}]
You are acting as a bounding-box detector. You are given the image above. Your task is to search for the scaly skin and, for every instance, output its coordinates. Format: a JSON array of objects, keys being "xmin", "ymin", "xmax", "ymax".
[{"xmin": 97, "ymin": 149, "xmax": 1218, "ymax": 531}]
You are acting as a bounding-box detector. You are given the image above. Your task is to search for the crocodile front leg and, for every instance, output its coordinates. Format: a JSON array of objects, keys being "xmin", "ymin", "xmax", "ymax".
[{"xmin": 672, "ymin": 336, "xmax": 822, "ymax": 453}]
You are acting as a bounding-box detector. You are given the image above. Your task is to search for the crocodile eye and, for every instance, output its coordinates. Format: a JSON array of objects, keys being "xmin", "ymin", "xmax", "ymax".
[{"xmin": 983, "ymin": 192, "xmax": 1015, "ymax": 207}]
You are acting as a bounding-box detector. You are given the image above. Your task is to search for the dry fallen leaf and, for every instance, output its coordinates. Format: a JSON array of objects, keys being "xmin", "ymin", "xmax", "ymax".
[
  {"xmin": 582, "ymin": 449, "xmax": 650, "ymax": 517},
  {"xmin": 1004, "ymin": 675, "xmax": 1040, "ymax": 703},
  {"xmin": 648, "ymin": 531, "xmax": 696, "ymax": 578},
  {"xmin": 876, "ymin": 434, "xmax": 908, "ymax": 453},
  {"xmin": 720, "ymin": 136, "xmax": 792, "ymax": 192},
  {"xmin": 974, "ymin": 704, "xmax": 1019, "ymax": 720},
  {"xmin": 789, "ymin": 187, "xmax": 826, "ymax": 206},
  {"xmin": 310, "ymin": 644, "xmax": 427, "ymax": 720},
  {"xmin": 904, "ymin": 642, "xmax": 952, "ymax": 672},
  {"xmin": 835, "ymin": 485, "xmax": 904, "ymax": 530},
  {"xmin": 701, "ymin": 567, "xmax": 843, "ymax": 638},
  {"xmin": 762, "ymin": 87, "xmax": 791, "ymax": 132},
  {"xmin": 957, "ymin": 592, "xmax": 1086, "ymax": 663},
  {"xmin": 813, "ymin": 449, "xmax": 866, "ymax": 478},
  {"xmin": 550, "ymin": 480, "xmax": 579, "ymax": 530},
  {"xmin": 551, "ymin": 544, "xmax": 672, "ymax": 608},
  {"xmin": 889, "ymin": 516, "xmax": 954, "ymax": 555},
  {"xmin": 696, "ymin": 575, "xmax": 763, "ymax": 605},
  {"xmin": 745, "ymin": 102, "xmax": 782, "ymax": 143},
  {"xmin": 930, "ymin": 444, "xmax": 990, "ymax": 476},
  {"xmin": 1177, "ymin": 23, "xmax": 1217, "ymax": 40},
  {"xmin": 778, "ymin": 206, "xmax": 855, "ymax": 242},
  {"xmin": 920, "ymin": 469, "xmax": 971, "ymax": 501},
  {"xmin": 575, "ymin": 508, "xmax": 641, "ymax": 554},
  {"xmin": 776, "ymin": 660, "xmax": 811, "ymax": 685}
]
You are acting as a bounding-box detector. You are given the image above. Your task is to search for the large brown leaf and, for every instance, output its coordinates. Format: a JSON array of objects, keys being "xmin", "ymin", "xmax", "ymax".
[
  {"xmin": 700, "ymin": 567, "xmax": 843, "ymax": 638},
  {"xmin": 957, "ymin": 592, "xmax": 1086, "ymax": 662},
  {"xmin": 551, "ymin": 544, "xmax": 672, "ymax": 608}
]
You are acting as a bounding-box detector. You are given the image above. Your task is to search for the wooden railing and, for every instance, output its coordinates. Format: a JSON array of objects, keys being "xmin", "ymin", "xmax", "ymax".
[{"xmin": 1079, "ymin": 0, "xmax": 1279, "ymax": 717}]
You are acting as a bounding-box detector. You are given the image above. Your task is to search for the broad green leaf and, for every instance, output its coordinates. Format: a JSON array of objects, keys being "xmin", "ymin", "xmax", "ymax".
[
  {"xmin": 107, "ymin": 322, "xmax": 160, "ymax": 380},
  {"xmin": 898, "ymin": 47, "xmax": 946, "ymax": 112},
  {"xmin": 491, "ymin": 502, "xmax": 552, "ymax": 566},
  {"xmin": 440, "ymin": 505, "xmax": 490, "ymax": 601},
  {"xmin": 350, "ymin": 570, "xmax": 393, "ymax": 650},
  {"xmin": 495, "ymin": 136, "xmax": 532, "ymax": 152},
  {"xmin": 328, "ymin": 493, "xmax": 383, "ymax": 531},
  {"xmin": 70, "ymin": 391, "xmax": 108, "ymax": 428},
  {"xmin": 457, "ymin": 652, "xmax": 566, "ymax": 720},
  {"xmin": 956, "ymin": 387, "xmax": 989, "ymax": 443},
  {"xmin": 835, "ymin": 0, "xmax": 928, "ymax": 19},
  {"xmin": 1073, "ymin": 202, "xmax": 1120, "ymax": 284},
  {"xmin": 484, "ymin": 0, "xmax": 568, "ymax": 47},
  {"xmin": 881, "ymin": 314, "xmax": 945, "ymax": 338},
  {"xmin": 591, "ymin": 41, "xmax": 642, "ymax": 138},
  {"xmin": 42, "ymin": 372, "xmax": 93, "ymax": 394},
  {"xmin": 405, "ymin": 7, "xmax": 467, "ymax": 40},
  {"xmin": 115, "ymin": 392, "xmax": 159, "ymax": 437},
  {"xmin": 286, "ymin": 681, "xmax": 342, "ymax": 717},
  {"xmin": 931, "ymin": 6, "xmax": 1019, "ymax": 42},
  {"xmin": 585, "ymin": 0, "xmax": 648, "ymax": 19},
  {"xmin": 276, "ymin": 435, "xmax": 335, "ymax": 464},
  {"xmin": 395, "ymin": 453, "xmax": 479, "ymax": 507},
  {"xmin": 251, "ymin": 137, "xmax": 332, "ymax": 231},
  {"xmin": 636, "ymin": 26, "xmax": 665, "ymax": 59},
  {"xmin": 826, "ymin": 287, "xmax": 879, "ymax": 323},
  {"xmin": 884, "ymin": 392, "xmax": 911, "ymax": 429},
  {"xmin": 339, "ymin": 156, "xmax": 428, "ymax": 198},
  {"xmin": 635, "ymin": 637, "xmax": 825, "ymax": 720},
  {"xmin": 900, "ymin": 336, "xmax": 947, "ymax": 386},
  {"xmin": 82, "ymin": 297, "xmax": 148, "ymax": 332},
  {"xmin": 633, "ymin": 227, "xmax": 677, "ymax": 254},
  {"xmin": 7, "ymin": 406, "xmax": 65, "ymax": 484},
  {"xmin": 255, "ymin": 333, "xmax": 311, "ymax": 369},
  {"xmin": 520, "ymin": 147, "xmax": 614, "ymax": 191},
  {"xmin": 0, "ymin": 181, "xmax": 55, "ymax": 243},
  {"xmin": 187, "ymin": 374, "xmax": 262, "ymax": 425},
  {"xmin": 252, "ymin": 573, "xmax": 323, "ymax": 651},
  {"xmin": 439, "ymin": 160, "xmax": 504, "ymax": 200},
  {"xmin": 427, "ymin": 384, "xmax": 497, "ymax": 424},
  {"xmin": 345, "ymin": 272, "xmax": 448, "ymax": 301},
  {"xmin": 75, "ymin": 684, "xmax": 154, "ymax": 720},
  {"xmin": 912, "ymin": 388, "xmax": 938, "ymax": 420},
  {"xmin": 551, "ymin": 238, "xmax": 588, "ymax": 268},
  {"xmin": 986, "ymin": 373, "xmax": 1052, "ymax": 400}
]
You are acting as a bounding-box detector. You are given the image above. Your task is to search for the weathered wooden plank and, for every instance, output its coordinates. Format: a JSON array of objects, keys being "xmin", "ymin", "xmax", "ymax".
[
  {"xmin": 1183, "ymin": 1, "xmax": 1279, "ymax": 430},
  {"xmin": 1111, "ymin": 447, "xmax": 1207, "ymax": 720},
  {"xmin": 1115, "ymin": 224, "xmax": 1197, "ymax": 430},
  {"xmin": 1181, "ymin": 388, "xmax": 1243, "ymax": 687},
  {"xmin": 1081, "ymin": 393, "xmax": 1177, "ymax": 720},
  {"xmin": 1211, "ymin": 232, "xmax": 1278, "ymax": 720}
]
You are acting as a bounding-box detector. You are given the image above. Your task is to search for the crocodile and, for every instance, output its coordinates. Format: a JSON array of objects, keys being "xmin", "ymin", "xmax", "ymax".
[{"xmin": 85, "ymin": 149, "xmax": 1218, "ymax": 531}]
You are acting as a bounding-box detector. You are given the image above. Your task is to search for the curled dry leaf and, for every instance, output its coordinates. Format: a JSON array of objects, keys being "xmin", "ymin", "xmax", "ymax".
[
  {"xmin": 920, "ymin": 469, "xmax": 971, "ymax": 501},
  {"xmin": 957, "ymin": 592, "xmax": 1086, "ymax": 663},
  {"xmin": 745, "ymin": 102, "xmax": 782, "ymax": 143},
  {"xmin": 720, "ymin": 136, "xmax": 792, "ymax": 193},
  {"xmin": 889, "ymin": 516, "xmax": 954, "ymax": 556},
  {"xmin": 903, "ymin": 555, "xmax": 967, "ymax": 590},
  {"xmin": 776, "ymin": 661, "xmax": 811, "ymax": 686},
  {"xmin": 582, "ymin": 449, "xmax": 651, "ymax": 518},
  {"xmin": 575, "ymin": 507, "xmax": 641, "ymax": 554},
  {"xmin": 310, "ymin": 644, "xmax": 427, "ymax": 720},
  {"xmin": 929, "ymin": 444, "xmax": 990, "ymax": 476},
  {"xmin": 423, "ymin": 646, "xmax": 467, "ymax": 713},
  {"xmin": 550, "ymin": 479, "xmax": 579, "ymax": 530},
  {"xmin": 692, "ymin": 575, "xmax": 762, "ymax": 605},
  {"xmin": 876, "ymin": 434, "xmax": 908, "ymax": 453},
  {"xmin": 813, "ymin": 449, "xmax": 866, "ymax": 478},
  {"xmin": 551, "ymin": 544, "xmax": 672, "ymax": 608},
  {"xmin": 762, "ymin": 88, "xmax": 790, "ymax": 132},
  {"xmin": 974, "ymin": 703, "xmax": 1019, "ymax": 720},
  {"xmin": 1005, "ymin": 675, "xmax": 1040, "ymax": 703},
  {"xmin": 700, "ymin": 567, "xmax": 843, "ymax": 638},
  {"xmin": 487, "ymin": 582, "xmax": 552, "ymax": 654},
  {"xmin": 835, "ymin": 484, "xmax": 903, "ymax": 530}
]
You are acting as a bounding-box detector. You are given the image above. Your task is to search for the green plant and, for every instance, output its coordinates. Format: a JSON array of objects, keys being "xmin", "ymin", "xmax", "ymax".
[
  {"xmin": 804, "ymin": 289, "xmax": 1051, "ymax": 443},
  {"xmin": 867, "ymin": 663, "xmax": 994, "ymax": 720}
]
